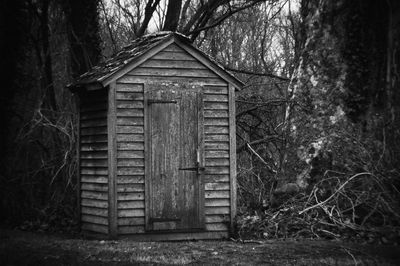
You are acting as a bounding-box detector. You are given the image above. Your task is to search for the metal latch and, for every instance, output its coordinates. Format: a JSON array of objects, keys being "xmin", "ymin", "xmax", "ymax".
[
  {"xmin": 178, "ymin": 163, "xmax": 205, "ymax": 172},
  {"xmin": 178, "ymin": 149, "xmax": 205, "ymax": 172}
]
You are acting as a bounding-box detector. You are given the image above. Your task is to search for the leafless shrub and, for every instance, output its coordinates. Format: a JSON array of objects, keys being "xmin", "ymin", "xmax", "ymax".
[
  {"xmin": 236, "ymin": 132, "xmax": 400, "ymax": 243},
  {"xmin": 1, "ymin": 106, "xmax": 78, "ymax": 230}
]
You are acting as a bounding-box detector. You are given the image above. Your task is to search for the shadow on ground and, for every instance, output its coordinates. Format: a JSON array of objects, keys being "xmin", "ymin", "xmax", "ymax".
[{"xmin": 0, "ymin": 229, "xmax": 399, "ymax": 265}]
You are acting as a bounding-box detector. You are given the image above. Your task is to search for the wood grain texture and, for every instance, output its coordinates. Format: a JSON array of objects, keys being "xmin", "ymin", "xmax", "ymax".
[
  {"xmin": 118, "ymin": 209, "xmax": 145, "ymax": 217},
  {"xmin": 201, "ymin": 85, "xmax": 231, "ymax": 227},
  {"xmin": 81, "ymin": 214, "xmax": 108, "ymax": 225},
  {"xmin": 129, "ymin": 67, "xmax": 217, "ymax": 78},
  {"xmin": 81, "ymin": 135, "xmax": 108, "ymax": 143},
  {"xmin": 118, "ymin": 192, "xmax": 145, "ymax": 201},
  {"xmin": 117, "ymin": 176, "xmax": 144, "ymax": 184},
  {"xmin": 108, "ymin": 82, "xmax": 118, "ymax": 238},
  {"xmin": 81, "ymin": 191, "xmax": 108, "ymax": 200},
  {"xmin": 76, "ymin": 95, "xmax": 81, "ymax": 229},
  {"xmin": 82, "ymin": 199, "xmax": 108, "ymax": 208},
  {"xmin": 116, "ymin": 84, "xmax": 143, "ymax": 92},
  {"xmin": 81, "ymin": 183, "xmax": 108, "ymax": 192},
  {"xmin": 204, "ymin": 175, "xmax": 230, "ymax": 183},
  {"xmin": 144, "ymin": 84, "xmax": 150, "ymax": 231},
  {"xmin": 81, "ymin": 175, "xmax": 108, "ymax": 183},
  {"xmin": 115, "ymin": 83, "xmax": 145, "ymax": 225},
  {"xmin": 118, "ymin": 200, "xmax": 145, "ymax": 209},
  {"xmin": 117, "ymin": 183, "xmax": 144, "ymax": 193},
  {"xmin": 205, "ymin": 206, "xmax": 230, "ymax": 215},
  {"xmin": 205, "ymin": 198, "xmax": 230, "ymax": 207},
  {"xmin": 79, "ymin": 89, "xmax": 109, "ymax": 233},
  {"xmin": 116, "ymin": 109, "xmax": 144, "ymax": 117},
  {"xmin": 205, "ymin": 191, "xmax": 230, "ymax": 199},
  {"xmin": 117, "ymin": 167, "xmax": 145, "ymax": 175},
  {"xmin": 229, "ymin": 84, "xmax": 237, "ymax": 232},
  {"xmin": 152, "ymin": 50, "xmax": 197, "ymax": 61},
  {"xmin": 205, "ymin": 215, "xmax": 230, "ymax": 223},
  {"xmin": 81, "ymin": 206, "xmax": 108, "ymax": 217},
  {"xmin": 118, "ymin": 217, "xmax": 145, "ymax": 226},
  {"xmin": 146, "ymin": 84, "xmax": 204, "ymax": 231},
  {"xmin": 118, "ymin": 76, "xmax": 226, "ymax": 85},
  {"xmin": 140, "ymin": 59, "xmax": 207, "ymax": 69}
]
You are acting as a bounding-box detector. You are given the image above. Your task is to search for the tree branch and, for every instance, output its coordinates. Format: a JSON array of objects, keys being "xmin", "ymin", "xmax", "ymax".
[
  {"xmin": 114, "ymin": 0, "xmax": 139, "ymax": 36},
  {"xmin": 224, "ymin": 65, "xmax": 290, "ymax": 81},
  {"xmin": 187, "ymin": 0, "xmax": 265, "ymax": 37},
  {"xmin": 237, "ymin": 135, "xmax": 283, "ymax": 153},
  {"xmin": 100, "ymin": 0, "xmax": 117, "ymax": 53}
]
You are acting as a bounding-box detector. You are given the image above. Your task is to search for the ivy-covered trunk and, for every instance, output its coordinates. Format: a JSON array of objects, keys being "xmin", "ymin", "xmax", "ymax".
[{"xmin": 289, "ymin": 0, "xmax": 400, "ymax": 188}]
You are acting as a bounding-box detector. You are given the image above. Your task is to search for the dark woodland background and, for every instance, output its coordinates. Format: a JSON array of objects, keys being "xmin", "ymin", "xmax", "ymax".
[{"xmin": 0, "ymin": 0, "xmax": 399, "ymax": 243}]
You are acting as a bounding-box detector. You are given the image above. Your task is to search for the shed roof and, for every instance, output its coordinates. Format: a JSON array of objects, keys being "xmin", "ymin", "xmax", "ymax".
[{"xmin": 69, "ymin": 32, "xmax": 243, "ymax": 91}]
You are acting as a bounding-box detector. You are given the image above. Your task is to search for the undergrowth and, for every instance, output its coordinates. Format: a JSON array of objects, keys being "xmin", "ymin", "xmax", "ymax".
[{"xmin": 236, "ymin": 170, "xmax": 400, "ymax": 244}]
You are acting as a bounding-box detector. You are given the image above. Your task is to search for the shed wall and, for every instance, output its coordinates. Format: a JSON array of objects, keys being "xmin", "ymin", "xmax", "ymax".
[
  {"xmin": 79, "ymin": 89, "xmax": 109, "ymax": 234},
  {"xmin": 115, "ymin": 43, "xmax": 232, "ymax": 236}
]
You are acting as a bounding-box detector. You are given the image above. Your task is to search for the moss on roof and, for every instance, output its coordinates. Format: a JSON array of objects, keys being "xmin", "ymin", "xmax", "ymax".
[
  {"xmin": 73, "ymin": 32, "xmax": 190, "ymax": 86},
  {"xmin": 69, "ymin": 31, "xmax": 243, "ymax": 90}
]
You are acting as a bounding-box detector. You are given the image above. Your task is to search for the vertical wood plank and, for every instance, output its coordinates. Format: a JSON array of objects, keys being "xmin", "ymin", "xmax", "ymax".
[
  {"xmin": 108, "ymin": 82, "xmax": 118, "ymax": 238},
  {"xmin": 228, "ymin": 84, "xmax": 237, "ymax": 232},
  {"xmin": 144, "ymin": 83, "xmax": 204, "ymax": 231},
  {"xmin": 197, "ymin": 88, "xmax": 205, "ymax": 228},
  {"xmin": 143, "ymin": 84, "xmax": 151, "ymax": 231},
  {"xmin": 149, "ymin": 87, "xmax": 181, "ymax": 230},
  {"xmin": 76, "ymin": 94, "xmax": 81, "ymax": 228}
]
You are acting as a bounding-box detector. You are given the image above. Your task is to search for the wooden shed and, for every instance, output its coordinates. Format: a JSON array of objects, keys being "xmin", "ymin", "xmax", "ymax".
[{"xmin": 69, "ymin": 32, "xmax": 243, "ymax": 240}]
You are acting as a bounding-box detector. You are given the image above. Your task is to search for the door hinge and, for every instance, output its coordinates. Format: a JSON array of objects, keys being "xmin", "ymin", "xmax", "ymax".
[
  {"xmin": 149, "ymin": 217, "xmax": 181, "ymax": 223},
  {"xmin": 147, "ymin": 99, "xmax": 177, "ymax": 104}
]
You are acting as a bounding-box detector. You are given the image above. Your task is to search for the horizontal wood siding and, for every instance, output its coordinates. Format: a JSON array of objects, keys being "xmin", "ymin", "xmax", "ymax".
[
  {"xmin": 116, "ymin": 83, "xmax": 146, "ymax": 235},
  {"xmin": 204, "ymin": 84, "xmax": 231, "ymax": 232},
  {"xmin": 115, "ymin": 43, "xmax": 231, "ymax": 235},
  {"xmin": 125, "ymin": 43, "xmax": 223, "ymax": 85},
  {"xmin": 79, "ymin": 90, "xmax": 109, "ymax": 235}
]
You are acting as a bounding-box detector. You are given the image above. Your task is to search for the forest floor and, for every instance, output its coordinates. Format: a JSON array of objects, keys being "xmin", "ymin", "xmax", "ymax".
[{"xmin": 0, "ymin": 229, "xmax": 399, "ymax": 265}]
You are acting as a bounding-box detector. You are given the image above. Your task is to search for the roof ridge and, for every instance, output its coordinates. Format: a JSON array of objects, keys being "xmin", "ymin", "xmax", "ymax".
[{"xmin": 68, "ymin": 31, "xmax": 242, "ymax": 90}]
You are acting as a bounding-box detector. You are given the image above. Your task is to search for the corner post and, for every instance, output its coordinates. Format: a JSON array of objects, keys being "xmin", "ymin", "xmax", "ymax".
[
  {"xmin": 75, "ymin": 93, "xmax": 81, "ymax": 229},
  {"xmin": 108, "ymin": 82, "xmax": 118, "ymax": 238},
  {"xmin": 228, "ymin": 84, "xmax": 237, "ymax": 234}
]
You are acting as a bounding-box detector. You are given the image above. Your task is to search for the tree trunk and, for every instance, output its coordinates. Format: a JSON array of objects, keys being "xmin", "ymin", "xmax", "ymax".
[
  {"xmin": 40, "ymin": 0, "xmax": 57, "ymax": 110},
  {"xmin": 162, "ymin": 0, "xmax": 182, "ymax": 32},
  {"xmin": 289, "ymin": 0, "xmax": 400, "ymax": 188},
  {"xmin": 64, "ymin": 0, "xmax": 101, "ymax": 78}
]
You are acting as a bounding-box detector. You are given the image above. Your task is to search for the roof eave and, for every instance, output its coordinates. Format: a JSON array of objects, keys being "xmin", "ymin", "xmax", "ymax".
[{"xmin": 67, "ymin": 80, "xmax": 104, "ymax": 93}]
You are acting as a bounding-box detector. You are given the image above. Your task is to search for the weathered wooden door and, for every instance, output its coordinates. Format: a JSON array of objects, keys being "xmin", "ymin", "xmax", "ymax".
[{"xmin": 145, "ymin": 84, "xmax": 204, "ymax": 231}]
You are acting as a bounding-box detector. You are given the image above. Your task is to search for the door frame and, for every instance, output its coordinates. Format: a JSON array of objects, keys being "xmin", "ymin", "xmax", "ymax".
[{"xmin": 143, "ymin": 82, "xmax": 205, "ymax": 232}]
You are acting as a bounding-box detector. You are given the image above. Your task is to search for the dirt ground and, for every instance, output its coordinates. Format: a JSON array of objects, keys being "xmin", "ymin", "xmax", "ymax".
[{"xmin": 0, "ymin": 229, "xmax": 399, "ymax": 265}]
